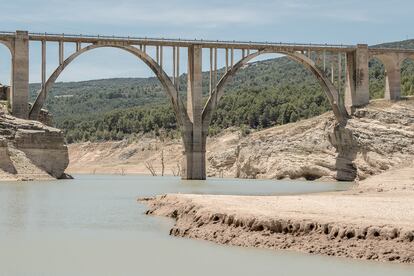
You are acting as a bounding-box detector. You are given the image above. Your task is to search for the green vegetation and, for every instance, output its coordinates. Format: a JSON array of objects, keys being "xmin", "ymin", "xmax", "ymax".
[{"xmin": 31, "ymin": 39, "xmax": 414, "ymax": 143}]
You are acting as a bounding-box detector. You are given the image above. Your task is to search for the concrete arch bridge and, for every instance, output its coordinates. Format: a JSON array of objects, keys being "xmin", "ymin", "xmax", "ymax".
[{"xmin": 0, "ymin": 30, "xmax": 413, "ymax": 180}]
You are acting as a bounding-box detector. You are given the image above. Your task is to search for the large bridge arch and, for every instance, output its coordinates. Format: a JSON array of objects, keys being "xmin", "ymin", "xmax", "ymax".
[
  {"xmin": 202, "ymin": 49, "xmax": 349, "ymax": 134},
  {"xmin": 368, "ymin": 57, "xmax": 386, "ymax": 99},
  {"xmin": 0, "ymin": 40, "xmax": 13, "ymax": 86},
  {"xmin": 0, "ymin": 40, "xmax": 13, "ymax": 55},
  {"xmin": 401, "ymin": 55, "xmax": 414, "ymax": 97},
  {"xmin": 368, "ymin": 52, "xmax": 410, "ymax": 101},
  {"xmin": 29, "ymin": 43, "xmax": 190, "ymax": 130}
]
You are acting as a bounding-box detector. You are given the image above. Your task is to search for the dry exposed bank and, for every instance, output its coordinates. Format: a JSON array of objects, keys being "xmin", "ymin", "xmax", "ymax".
[
  {"xmin": 0, "ymin": 112, "xmax": 69, "ymax": 181},
  {"xmin": 142, "ymin": 162, "xmax": 414, "ymax": 263},
  {"xmin": 68, "ymin": 99, "xmax": 414, "ymax": 181}
]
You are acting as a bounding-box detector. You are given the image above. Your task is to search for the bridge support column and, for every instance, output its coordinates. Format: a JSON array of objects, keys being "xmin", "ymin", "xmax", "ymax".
[
  {"xmin": 384, "ymin": 61, "xmax": 401, "ymax": 101},
  {"xmin": 181, "ymin": 45, "xmax": 206, "ymax": 180},
  {"xmin": 11, "ymin": 31, "xmax": 29, "ymax": 119},
  {"xmin": 345, "ymin": 44, "xmax": 369, "ymax": 114}
]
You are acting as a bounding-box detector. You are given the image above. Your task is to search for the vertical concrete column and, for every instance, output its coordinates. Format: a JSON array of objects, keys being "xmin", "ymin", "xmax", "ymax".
[
  {"xmin": 41, "ymin": 40, "xmax": 46, "ymax": 86},
  {"xmin": 345, "ymin": 44, "xmax": 369, "ymax": 113},
  {"xmin": 225, "ymin": 48, "xmax": 229, "ymax": 71},
  {"xmin": 214, "ymin": 48, "xmax": 218, "ymax": 86},
  {"xmin": 338, "ymin": 53, "xmax": 342, "ymax": 92},
  {"xmin": 182, "ymin": 45, "xmax": 206, "ymax": 180},
  {"xmin": 59, "ymin": 41, "xmax": 64, "ymax": 65},
  {"xmin": 173, "ymin": 46, "xmax": 177, "ymax": 86},
  {"xmin": 209, "ymin": 48, "xmax": 213, "ymax": 95},
  {"xmin": 384, "ymin": 58, "xmax": 401, "ymax": 101},
  {"xmin": 345, "ymin": 52, "xmax": 355, "ymax": 114},
  {"xmin": 176, "ymin": 47, "xmax": 180, "ymax": 91},
  {"xmin": 11, "ymin": 31, "xmax": 29, "ymax": 119},
  {"xmin": 160, "ymin": 46, "xmax": 163, "ymax": 69},
  {"xmin": 76, "ymin": 42, "xmax": 81, "ymax": 52}
]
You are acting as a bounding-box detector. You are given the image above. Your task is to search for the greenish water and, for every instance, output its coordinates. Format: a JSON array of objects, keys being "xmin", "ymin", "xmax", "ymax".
[{"xmin": 0, "ymin": 175, "xmax": 412, "ymax": 275}]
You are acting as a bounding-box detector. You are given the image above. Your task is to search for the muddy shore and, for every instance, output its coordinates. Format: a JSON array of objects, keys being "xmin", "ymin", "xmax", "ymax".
[{"xmin": 141, "ymin": 163, "xmax": 414, "ymax": 263}]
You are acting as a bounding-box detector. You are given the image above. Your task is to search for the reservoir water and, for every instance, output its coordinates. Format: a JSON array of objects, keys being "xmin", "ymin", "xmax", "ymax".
[{"xmin": 0, "ymin": 175, "xmax": 412, "ymax": 275}]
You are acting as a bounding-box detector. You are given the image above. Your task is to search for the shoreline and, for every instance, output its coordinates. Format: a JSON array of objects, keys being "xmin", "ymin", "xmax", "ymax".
[{"xmin": 141, "ymin": 163, "xmax": 414, "ymax": 264}]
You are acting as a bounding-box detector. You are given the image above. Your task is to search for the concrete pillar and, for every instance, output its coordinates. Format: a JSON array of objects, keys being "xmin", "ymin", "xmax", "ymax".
[
  {"xmin": 173, "ymin": 46, "xmax": 177, "ymax": 86},
  {"xmin": 59, "ymin": 41, "xmax": 64, "ymax": 65},
  {"xmin": 160, "ymin": 46, "xmax": 163, "ymax": 69},
  {"xmin": 384, "ymin": 60, "xmax": 401, "ymax": 101},
  {"xmin": 209, "ymin": 48, "xmax": 213, "ymax": 95},
  {"xmin": 214, "ymin": 48, "xmax": 218, "ymax": 85},
  {"xmin": 182, "ymin": 45, "xmax": 206, "ymax": 180},
  {"xmin": 11, "ymin": 31, "xmax": 29, "ymax": 119},
  {"xmin": 41, "ymin": 40, "xmax": 46, "ymax": 86},
  {"xmin": 345, "ymin": 44, "xmax": 369, "ymax": 113},
  {"xmin": 176, "ymin": 47, "xmax": 180, "ymax": 91},
  {"xmin": 225, "ymin": 48, "xmax": 229, "ymax": 71},
  {"xmin": 338, "ymin": 53, "xmax": 342, "ymax": 92}
]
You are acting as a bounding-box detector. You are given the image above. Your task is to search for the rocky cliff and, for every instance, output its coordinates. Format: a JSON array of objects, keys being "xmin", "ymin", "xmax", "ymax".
[
  {"xmin": 0, "ymin": 113, "xmax": 69, "ymax": 181},
  {"xmin": 209, "ymin": 99, "xmax": 414, "ymax": 181},
  {"xmin": 68, "ymin": 99, "xmax": 414, "ymax": 182}
]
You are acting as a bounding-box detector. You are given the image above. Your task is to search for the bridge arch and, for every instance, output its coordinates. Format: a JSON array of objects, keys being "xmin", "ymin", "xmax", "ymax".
[
  {"xmin": 0, "ymin": 41, "xmax": 12, "ymax": 86},
  {"xmin": 401, "ymin": 55, "xmax": 414, "ymax": 97},
  {"xmin": 202, "ymin": 49, "xmax": 349, "ymax": 132},
  {"xmin": 29, "ymin": 43, "xmax": 189, "ymax": 129},
  {"xmin": 368, "ymin": 57, "xmax": 386, "ymax": 99},
  {"xmin": 0, "ymin": 40, "xmax": 13, "ymax": 54},
  {"xmin": 368, "ymin": 52, "xmax": 414, "ymax": 101}
]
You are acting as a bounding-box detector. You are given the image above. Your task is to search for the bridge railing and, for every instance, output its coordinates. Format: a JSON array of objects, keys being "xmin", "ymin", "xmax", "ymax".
[
  {"xmin": 2, "ymin": 31, "xmax": 414, "ymax": 53},
  {"xmin": 0, "ymin": 31, "xmax": 16, "ymax": 36},
  {"xmin": 0, "ymin": 30, "xmax": 357, "ymax": 49}
]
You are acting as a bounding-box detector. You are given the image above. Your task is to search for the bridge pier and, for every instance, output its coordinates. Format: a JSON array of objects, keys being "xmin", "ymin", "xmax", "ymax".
[
  {"xmin": 369, "ymin": 52, "xmax": 406, "ymax": 102},
  {"xmin": 181, "ymin": 45, "xmax": 207, "ymax": 180},
  {"xmin": 10, "ymin": 31, "xmax": 29, "ymax": 119},
  {"xmin": 383, "ymin": 57, "xmax": 401, "ymax": 101},
  {"xmin": 345, "ymin": 44, "xmax": 370, "ymax": 114}
]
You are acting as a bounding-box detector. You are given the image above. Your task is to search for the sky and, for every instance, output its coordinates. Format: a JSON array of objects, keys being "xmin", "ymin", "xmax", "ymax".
[{"xmin": 0, "ymin": 0, "xmax": 413, "ymax": 84}]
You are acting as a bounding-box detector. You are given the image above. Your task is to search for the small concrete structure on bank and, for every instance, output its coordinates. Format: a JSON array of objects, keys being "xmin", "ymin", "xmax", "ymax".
[{"xmin": 0, "ymin": 30, "xmax": 412, "ymax": 180}]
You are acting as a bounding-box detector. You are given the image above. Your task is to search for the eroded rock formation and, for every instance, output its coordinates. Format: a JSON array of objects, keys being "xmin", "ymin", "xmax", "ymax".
[
  {"xmin": 0, "ymin": 113, "xmax": 69, "ymax": 181},
  {"xmin": 207, "ymin": 100, "xmax": 414, "ymax": 181}
]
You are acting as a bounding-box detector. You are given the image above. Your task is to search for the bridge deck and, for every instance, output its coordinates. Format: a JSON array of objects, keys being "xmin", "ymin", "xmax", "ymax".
[{"xmin": 1, "ymin": 31, "xmax": 414, "ymax": 54}]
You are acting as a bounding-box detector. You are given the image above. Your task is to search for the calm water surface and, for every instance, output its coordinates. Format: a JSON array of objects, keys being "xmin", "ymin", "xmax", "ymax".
[{"xmin": 0, "ymin": 175, "xmax": 412, "ymax": 276}]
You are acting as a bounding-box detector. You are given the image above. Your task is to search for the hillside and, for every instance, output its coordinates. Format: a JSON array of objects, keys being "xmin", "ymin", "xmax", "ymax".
[
  {"xmin": 29, "ymin": 39, "xmax": 414, "ymax": 143},
  {"xmin": 68, "ymin": 99, "xmax": 414, "ymax": 182}
]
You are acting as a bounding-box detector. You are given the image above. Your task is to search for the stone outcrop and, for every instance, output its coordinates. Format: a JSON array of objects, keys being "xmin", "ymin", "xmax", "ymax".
[
  {"xmin": 207, "ymin": 99, "xmax": 414, "ymax": 181},
  {"xmin": 0, "ymin": 113, "xmax": 69, "ymax": 181}
]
